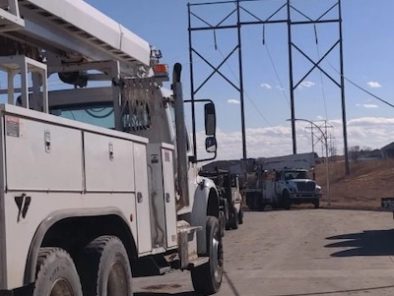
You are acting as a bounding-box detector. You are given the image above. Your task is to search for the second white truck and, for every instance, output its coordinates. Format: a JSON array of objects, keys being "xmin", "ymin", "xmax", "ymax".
[{"xmin": 245, "ymin": 154, "xmax": 322, "ymax": 210}]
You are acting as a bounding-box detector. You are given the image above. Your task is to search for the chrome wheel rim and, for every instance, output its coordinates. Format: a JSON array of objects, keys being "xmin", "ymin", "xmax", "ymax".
[
  {"xmin": 107, "ymin": 262, "xmax": 129, "ymax": 296},
  {"xmin": 212, "ymin": 229, "xmax": 224, "ymax": 283},
  {"xmin": 50, "ymin": 278, "xmax": 74, "ymax": 296}
]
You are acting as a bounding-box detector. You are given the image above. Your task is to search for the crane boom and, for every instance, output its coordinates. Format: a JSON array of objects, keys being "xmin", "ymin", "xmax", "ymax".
[{"xmin": 0, "ymin": 0, "xmax": 151, "ymax": 74}]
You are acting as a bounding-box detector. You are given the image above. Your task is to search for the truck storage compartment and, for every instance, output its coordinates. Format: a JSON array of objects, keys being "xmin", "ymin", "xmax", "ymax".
[
  {"xmin": 84, "ymin": 132, "xmax": 135, "ymax": 192},
  {"xmin": 5, "ymin": 115, "xmax": 83, "ymax": 191},
  {"xmin": 147, "ymin": 143, "xmax": 177, "ymax": 249}
]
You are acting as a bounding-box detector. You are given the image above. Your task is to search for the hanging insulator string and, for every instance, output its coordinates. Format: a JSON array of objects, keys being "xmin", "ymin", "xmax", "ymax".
[{"xmin": 213, "ymin": 29, "xmax": 218, "ymax": 50}]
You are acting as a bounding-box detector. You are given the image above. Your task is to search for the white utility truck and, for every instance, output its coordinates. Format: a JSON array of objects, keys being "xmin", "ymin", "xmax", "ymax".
[
  {"xmin": 0, "ymin": 1, "xmax": 223, "ymax": 295},
  {"xmin": 245, "ymin": 153, "xmax": 322, "ymax": 210}
]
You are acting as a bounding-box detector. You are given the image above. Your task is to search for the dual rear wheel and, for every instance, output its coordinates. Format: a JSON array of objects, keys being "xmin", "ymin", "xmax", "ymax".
[{"xmin": 33, "ymin": 236, "xmax": 132, "ymax": 296}]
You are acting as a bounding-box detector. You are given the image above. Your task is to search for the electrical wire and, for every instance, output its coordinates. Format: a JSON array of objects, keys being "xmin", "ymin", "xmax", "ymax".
[
  {"xmin": 262, "ymin": 25, "xmax": 290, "ymax": 108},
  {"xmin": 314, "ymin": 25, "xmax": 329, "ymax": 120},
  {"xmin": 216, "ymin": 47, "xmax": 273, "ymax": 126},
  {"xmin": 328, "ymin": 62, "xmax": 394, "ymax": 109}
]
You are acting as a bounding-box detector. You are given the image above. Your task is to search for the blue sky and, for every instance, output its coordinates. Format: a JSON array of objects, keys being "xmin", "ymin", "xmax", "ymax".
[{"xmin": 85, "ymin": 0, "xmax": 394, "ymax": 159}]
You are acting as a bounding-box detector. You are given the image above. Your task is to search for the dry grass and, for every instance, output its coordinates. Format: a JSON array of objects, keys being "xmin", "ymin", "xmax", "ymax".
[{"xmin": 314, "ymin": 158, "xmax": 394, "ymax": 210}]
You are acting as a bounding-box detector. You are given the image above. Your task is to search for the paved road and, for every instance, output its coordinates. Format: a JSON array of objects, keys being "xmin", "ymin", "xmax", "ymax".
[{"xmin": 134, "ymin": 209, "xmax": 394, "ymax": 296}]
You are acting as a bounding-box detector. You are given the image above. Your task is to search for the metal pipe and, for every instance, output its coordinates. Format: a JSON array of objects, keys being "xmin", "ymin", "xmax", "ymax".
[
  {"xmin": 188, "ymin": 3, "xmax": 198, "ymax": 161},
  {"xmin": 173, "ymin": 63, "xmax": 190, "ymax": 208}
]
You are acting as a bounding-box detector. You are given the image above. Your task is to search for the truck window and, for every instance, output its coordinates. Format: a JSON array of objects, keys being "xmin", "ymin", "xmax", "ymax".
[
  {"xmin": 284, "ymin": 171, "xmax": 309, "ymax": 180},
  {"xmin": 51, "ymin": 103, "xmax": 115, "ymax": 129}
]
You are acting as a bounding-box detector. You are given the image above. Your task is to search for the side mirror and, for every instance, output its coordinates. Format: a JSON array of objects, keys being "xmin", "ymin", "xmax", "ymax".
[
  {"xmin": 205, "ymin": 136, "xmax": 217, "ymax": 154},
  {"xmin": 204, "ymin": 102, "xmax": 216, "ymax": 136}
]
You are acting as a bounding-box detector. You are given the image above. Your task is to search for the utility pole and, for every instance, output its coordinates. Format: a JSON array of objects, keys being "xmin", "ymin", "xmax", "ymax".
[
  {"xmin": 236, "ymin": 0, "xmax": 247, "ymax": 160},
  {"xmin": 310, "ymin": 123, "xmax": 315, "ymax": 154},
  {"xmin": 338, "ymin": 0, "xmax": 350, "ymax": 175},
  {"xmin": 287, "ymin": 0, "xmax": 297, "ymax": 155}
]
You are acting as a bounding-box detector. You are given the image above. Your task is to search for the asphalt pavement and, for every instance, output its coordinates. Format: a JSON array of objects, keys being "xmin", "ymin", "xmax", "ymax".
[{"xmin": 134, "ymin": 209, "xmax": 394, "ymax": 296}]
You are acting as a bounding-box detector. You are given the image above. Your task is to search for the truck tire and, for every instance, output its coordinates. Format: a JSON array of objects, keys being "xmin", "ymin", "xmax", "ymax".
[
  {"xmin": 282, "ymin": 191, "xmax": 291, "ymax": 210},
  {"xmin": 238, "ymin": 207, "xmax": 244, "ymax": 225},
  {"xmin": 33, "ymin": 248, "xmax": 83, "ymax": 296},
  {"xmin": 191, "ymin": 216, "xmax": 223, "ymax": 295},
  {"xmin": 78, "ymin": 236, "xmax": 132, "ymax": 296},
  {"xmin": 218, "ymin": 210, "xmax": 226, "ymax": 237},
  {"xmin": 230, "ymin": 207, "xmax": 239, "ymax": 230},
  {"xmin": 314, "ymin": 200, "xmax": 320, "ymax": 209}
]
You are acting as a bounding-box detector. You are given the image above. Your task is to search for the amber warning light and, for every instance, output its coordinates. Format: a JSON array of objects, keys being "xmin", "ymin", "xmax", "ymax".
[{"xmin": 153, "ymin": 64, "xmax": 169, "ymax": 77}]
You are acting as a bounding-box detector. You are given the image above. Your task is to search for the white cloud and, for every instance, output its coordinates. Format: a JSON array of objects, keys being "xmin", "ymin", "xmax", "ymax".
[
  {"xmin": 367, "ymin": 81, "xmax": 382, "ymax": 88},
  {"xmin": 300, "ymin": 81, "xmax": 315, "ymax": 88},
  {"xmin": 260, "ymin": 83, "xmax": 272, "ymax": 90},
  {"xmin": 356, "ymin": 103, "xmax": 379, "ymax": 109},
  {"xmin": 227, "ymin": 99, "xmax": 240, "ymax": 105},
  {"xmin": 194, "ymin": 116, "xmax": 394, "ymax": 160},
  {"xmin": 316, "ymin": 115, "xmax": 325, "ymax": 120}
]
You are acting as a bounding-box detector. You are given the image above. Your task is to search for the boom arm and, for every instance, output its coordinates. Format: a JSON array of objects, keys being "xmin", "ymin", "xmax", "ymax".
[{"xmin": 0, "ymin": 0, "xmax": 151, "ymax": 74}]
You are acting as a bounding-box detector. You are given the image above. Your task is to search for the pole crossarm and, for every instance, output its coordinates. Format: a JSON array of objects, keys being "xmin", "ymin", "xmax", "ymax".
[
  {"xmin": 292, "ymin": 40, "xmax": 341, "ymax": 89},
  {"xmin": 192, "ymin": 46, "xmax": 240, "ymax": 94}
]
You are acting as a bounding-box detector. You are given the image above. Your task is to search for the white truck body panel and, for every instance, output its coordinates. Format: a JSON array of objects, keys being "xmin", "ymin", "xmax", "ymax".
[
  {"xmin": 5, "ymin": 116, "xmax": 83, "ymax": 191},
  {"xmin": 20, "ymin": 0, "xmax": 151, "ymax": 66},
  {"xmin": 84, "ymin": 132, "xmax": 135, "ymax": 192},
  {"xmin": 5, "ymin": 193, "xmax": 137, "ymax": 289},
  {"xmin": 257, "ymin": 152, "xmax": 316, "ymax": 171},
  {"xmin": 161, "ymin": 145, "xmax": 177, "ymax": 248},
  {"xmin": 147, "ymin": 143, "xmax": 178, "ymax": 250},
  {"xmin": 0, "ymin": 104, "xmax": 159, "ymax": 289}
]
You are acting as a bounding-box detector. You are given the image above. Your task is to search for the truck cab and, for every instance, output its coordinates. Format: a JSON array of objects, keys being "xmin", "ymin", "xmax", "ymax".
[{"xmin": 276, "ymin": 169, "xmax": 322, "ymax": 209}]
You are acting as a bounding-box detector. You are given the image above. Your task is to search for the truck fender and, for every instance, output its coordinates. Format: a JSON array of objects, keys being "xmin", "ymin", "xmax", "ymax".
[
  {"xmin": 190, "ymin": 178, "xmax": 220, "ymax": 255},
  {"xmin": 23, "ymin": 208, "xmax": 136, "ymax": 285}
]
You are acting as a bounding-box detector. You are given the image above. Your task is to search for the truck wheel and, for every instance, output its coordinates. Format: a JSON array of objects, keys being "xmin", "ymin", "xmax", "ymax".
[
  {"xmin": 238, "ymin": 207, "xmax": 244, "ymax": 225},
  {"xmin": 191, "ymin": 216, "xmax": 223, "ymax": 295},
  {"xmin": 33, "ymin": 248, "xmax": 83, "ymax": 296},
  {"xmin": 78, "ymin": 236, "xmax": 132, "ymax": 296},
  {"xmin": 314, "ymin": 200, "xmax": 320, "ymax": 209},
  {"xmin": 283, "ymin": 191, "xmax": 291, "ymax": 210},
  {"xmin": 230, "ymin": 207, "xmax": 239, "ymax": 230},
  {"xmin": 218, "ymin": 210, "xmax": 226, "ymax": 237}
]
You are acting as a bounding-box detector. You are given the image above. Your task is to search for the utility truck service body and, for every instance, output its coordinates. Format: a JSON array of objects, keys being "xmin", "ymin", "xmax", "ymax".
[{"xmin": 0, "ymin": 1, "xmax": 223, "ymax": 295}]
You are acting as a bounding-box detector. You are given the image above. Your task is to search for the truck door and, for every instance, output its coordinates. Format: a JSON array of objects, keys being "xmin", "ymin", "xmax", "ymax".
[
  {"xmin": 134, "ymin": 143, "xmax": 152, "ymax": 254},
  {"xmin": 161, "ymin": 147, "xmax": 177, "ymax": 248}
]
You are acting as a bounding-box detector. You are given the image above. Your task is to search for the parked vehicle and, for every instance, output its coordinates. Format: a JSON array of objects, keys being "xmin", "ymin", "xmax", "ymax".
[
  {"xmin": 200, "ymin": 170, "xmax": 243, "ymax": 233},
  {"xmin": 0, "ymin": 1, "xmax": 223, "ymax": 295},
  {"xmin": 245, "ymin": 154, "xmax": 322, "ymax": 210}
]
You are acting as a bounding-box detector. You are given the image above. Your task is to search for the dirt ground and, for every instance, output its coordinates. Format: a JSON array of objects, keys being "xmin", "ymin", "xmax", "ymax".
[
  {"xmin": 315, "ymin": 159, "xmax": 394, "ymax": 210},
  {"xmin": 133, "ymin": 209, "xmax": 394, "ymax": 296}
]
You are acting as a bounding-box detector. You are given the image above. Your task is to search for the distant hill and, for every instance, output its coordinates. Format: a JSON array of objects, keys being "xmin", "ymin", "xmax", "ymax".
[{"xmin": 315, "ymin": 159, "xmax": 394, "ymax": 210}]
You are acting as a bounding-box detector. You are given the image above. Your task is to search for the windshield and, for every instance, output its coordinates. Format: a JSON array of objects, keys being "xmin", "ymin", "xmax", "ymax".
[
  {"xmin": 50, "ymin": 103, "xmax": 114, "ymax": 129},
  {"xmin": 284, "ymin": 170, "xmax": 309, "ymax": 180}
]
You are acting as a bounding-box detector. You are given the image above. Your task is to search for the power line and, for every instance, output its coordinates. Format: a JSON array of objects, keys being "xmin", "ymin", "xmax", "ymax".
[
  {"xmin": 328, "ymin": 62, "xmax": 394, "ymax": 109},
  {"xmin": 217, "ymin": 47, "xmax": 273, "ymax": 126},
  {"xmin": 264, "ymin": 44, "xmax": 290, "ymax": 107},
  {"xmin": 314, "ymin": 25, "xmax": 329, "ymax": 120}
]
